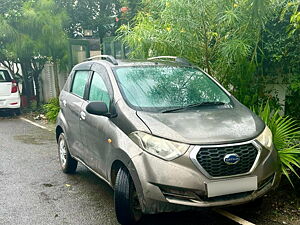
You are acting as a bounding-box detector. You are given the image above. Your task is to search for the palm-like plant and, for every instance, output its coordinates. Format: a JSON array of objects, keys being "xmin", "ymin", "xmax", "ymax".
[{"xmin": 255, "ymin": 102, "xmax": 300, "ymax": 186}]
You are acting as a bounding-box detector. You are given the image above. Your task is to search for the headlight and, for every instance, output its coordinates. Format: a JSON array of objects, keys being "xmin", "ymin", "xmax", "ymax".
[
  {"xmin": 129, "ymin": 131, "xmax": 189, "ymax": 160},
  {"xmin": 256, "ymin": 126, "xmax": 273, "ymax": 150}
]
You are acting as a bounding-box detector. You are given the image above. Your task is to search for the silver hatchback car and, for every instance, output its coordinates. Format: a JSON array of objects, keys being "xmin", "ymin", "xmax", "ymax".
[{"xmin": 56, "ymin": 55, "xmax": 280, "ymax": 225}]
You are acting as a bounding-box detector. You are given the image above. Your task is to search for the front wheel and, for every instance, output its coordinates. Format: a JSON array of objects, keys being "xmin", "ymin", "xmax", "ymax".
[
  {"xmin": 58, "ymin": 133, "xmax": 77, "ymax": 173},
  {"xmin": 114, "ymin": 167, "xmax": 142, "ymax": 225}
]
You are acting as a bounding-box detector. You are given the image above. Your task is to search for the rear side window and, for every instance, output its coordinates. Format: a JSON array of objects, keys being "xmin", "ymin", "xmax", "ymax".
[
  {"xmin": 89, "ymin": 72, "xmax": 110, "ymax": 107},
  {"xmin": 0, "ymin": 70, "xmax": 12, "ymax": 82},
  {"xmin": 71, "ymin": 71, "xmax": 90, "ymax": 98}
]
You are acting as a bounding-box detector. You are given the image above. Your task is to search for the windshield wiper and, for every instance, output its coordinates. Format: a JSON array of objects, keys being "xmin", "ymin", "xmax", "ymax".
[{"xmin": 161, "ymin": 101, "xmax": 226, "ymax": 113}]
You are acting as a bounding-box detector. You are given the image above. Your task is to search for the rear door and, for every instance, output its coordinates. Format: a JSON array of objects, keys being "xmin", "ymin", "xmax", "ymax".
[
  {"xmin": 80, "ymin": 65, "xmax": 113, "ymax": 177},
  {"xmin": 0, "ymin": 70, "xmax": 12, "ymax": 97},
  {"xmin": 60, "ymin": 70, "xmax": 91, "ymax": 160}
]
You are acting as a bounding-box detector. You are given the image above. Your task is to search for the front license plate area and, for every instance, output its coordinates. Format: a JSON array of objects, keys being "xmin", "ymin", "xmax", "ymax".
[{"xmin": 207, "ymin": 176, "xmax": 257, "ymax": 198}]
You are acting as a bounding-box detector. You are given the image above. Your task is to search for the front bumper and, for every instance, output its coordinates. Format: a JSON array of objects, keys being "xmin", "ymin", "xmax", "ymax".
[{"xmin": 128, "ymin": 142, "xmax": 281, "ymax": 214}]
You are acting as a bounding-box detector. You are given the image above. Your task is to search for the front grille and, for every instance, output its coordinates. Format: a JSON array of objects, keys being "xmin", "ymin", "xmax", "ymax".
[{"xmin": 196, "ymin": 143, "xmax": 258, "ymax": 177}]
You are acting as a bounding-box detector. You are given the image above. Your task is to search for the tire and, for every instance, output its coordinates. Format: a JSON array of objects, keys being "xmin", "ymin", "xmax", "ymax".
[
  {"xmin": 58, "ymin": 133, "xmax": 77, "ymax": 173},
  {"xmin": 114, "ymin": 167, "xmax": 142, "ymax": 225}
]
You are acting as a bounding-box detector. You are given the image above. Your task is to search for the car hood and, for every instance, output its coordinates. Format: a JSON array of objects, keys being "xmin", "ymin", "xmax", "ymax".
[{"xmin": 136, "ymin": 102, "xmax": 265, "ymax": 145}]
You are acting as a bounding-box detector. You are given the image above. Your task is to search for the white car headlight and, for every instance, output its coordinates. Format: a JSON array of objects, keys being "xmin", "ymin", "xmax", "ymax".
[
  {"xmin": 256, "ymin": 126, "xmax": 273, "ymax": 150},
  {"xmin": 129, "ymin": 131, "xmax": 189, "ymax": 160}
]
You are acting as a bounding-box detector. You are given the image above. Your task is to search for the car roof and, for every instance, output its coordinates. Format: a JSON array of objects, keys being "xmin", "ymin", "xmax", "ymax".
[
  {"xmin": 107, "ymin": 59, "xmax": 183, "ymax": 67},
  {"xmin": 73, "ymin": 60, "xmax": 194, "ymax": 72},
  {"xmin": 87, "ymin": 59, "xmax": 194, "ymax": 69},
  {"xmin": 76, "ymin": 55, "xmax": 194, "ymax": 69}
]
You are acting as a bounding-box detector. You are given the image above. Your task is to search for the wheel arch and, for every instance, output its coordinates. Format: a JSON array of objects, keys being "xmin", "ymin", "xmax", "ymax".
[
  {"xmin": 109, "ymin": 152, "xmax": 145, "ymax": 208},
  {"xmin": 110, "ymin": 160, "xmax": 127, "ymax": 187},
  {"xmin": 55, "ymin": 110, "xmax": 69, "ymax": 143}
]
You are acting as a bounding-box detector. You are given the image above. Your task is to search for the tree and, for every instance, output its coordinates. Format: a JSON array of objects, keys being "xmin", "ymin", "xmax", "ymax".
[
  {"xmin": 0, "ymin": 0, "xmax": 69, "ymax": 104},
  {"xmin": 22, "ymin": 0, "xmax": 69, "ymax": 97},
  {"xmin": 118, "ymin": 0, "xmax": 286, "ymax": 107},
  {"xmin": 0, "ymin": 0, "xmax": 26, "ymax": 14},
  {"xmin": 116, "ymin": 0, "xmax": 142, "ymax": 25},
  {"xmin": 285, "ymin": 1, "xmax": 300, "ymax": 33},
  {"xmin": 56, "ymin": 0, "xmax": 120, "ymax": 39},
  {"xmin": 256, "ymin": 1, "xmax": 300, "ymax": 118},
  {"xmin": 0, "ymin": 0, "xmax": 26, "ymax": 79}
]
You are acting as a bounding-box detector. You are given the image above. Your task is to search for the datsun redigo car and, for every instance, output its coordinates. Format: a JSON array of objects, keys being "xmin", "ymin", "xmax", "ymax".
[{"xmin": 56, "ymin": 55, "xmax": 280, "ymax": 225}]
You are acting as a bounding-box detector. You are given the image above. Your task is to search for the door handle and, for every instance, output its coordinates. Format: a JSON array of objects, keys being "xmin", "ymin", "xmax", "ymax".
[
  {"xmin": 80, "ymin": 111, "xmax": 86, "ymax": 120},
  {"xmin": 62, "ymin": 100, "xmax": 67, "ymax": 107}
]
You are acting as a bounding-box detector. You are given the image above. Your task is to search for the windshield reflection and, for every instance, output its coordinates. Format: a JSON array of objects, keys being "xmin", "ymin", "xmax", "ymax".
[{"xmin": 114, "ymin": 66, "xmax": 231, "ymax": 112}]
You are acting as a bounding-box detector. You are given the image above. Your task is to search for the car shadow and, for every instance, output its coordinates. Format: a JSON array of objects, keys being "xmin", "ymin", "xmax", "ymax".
[
  {"xmin": 0, "ymin": 111, "xmax": 20, "ymax": 118},
  {"xmin": 138, "ymin": 209, "xmax": 234, "ymax": 225},
  {"xmin": 69, "ymin": 165, "xmax": 235, "ymax": 225}
]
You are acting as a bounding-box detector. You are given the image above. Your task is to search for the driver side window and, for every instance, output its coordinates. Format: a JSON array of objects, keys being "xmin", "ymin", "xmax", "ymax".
[{"xmin": 89, "ymin": 72, "xmax": 110, "ymax": 108}]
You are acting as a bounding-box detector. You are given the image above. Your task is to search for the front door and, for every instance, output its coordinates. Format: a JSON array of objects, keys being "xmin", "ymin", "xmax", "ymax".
[{"xmin": 80, "ymin": 68, "xmax": 113, "ymax": 177}]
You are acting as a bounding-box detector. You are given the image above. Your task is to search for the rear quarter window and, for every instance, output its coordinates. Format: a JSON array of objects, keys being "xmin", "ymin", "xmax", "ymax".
[{"xmin": 0, "ymin": 70, "xmax": 12, "ymax": 82}]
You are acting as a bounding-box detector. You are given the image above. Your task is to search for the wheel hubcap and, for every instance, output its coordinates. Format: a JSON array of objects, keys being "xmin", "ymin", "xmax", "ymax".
[{"xmin": 59, "ymin": 139, "xmax": 67, "ymax": 167}]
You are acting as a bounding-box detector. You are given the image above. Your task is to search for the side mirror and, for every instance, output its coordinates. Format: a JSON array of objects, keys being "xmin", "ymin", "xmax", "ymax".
[{"xmin": 86, "ymin": 101, "xmax": 110, "ymax": 117}]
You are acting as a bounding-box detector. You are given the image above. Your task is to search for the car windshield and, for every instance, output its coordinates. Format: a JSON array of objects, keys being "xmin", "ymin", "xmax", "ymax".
[
  {"xmin": 0, "ymin": 70, "xmax": 12, "ymax": 82},
  {"xmin": 114, "ymin": 66, "xmax": 231, "ymax": 112}
]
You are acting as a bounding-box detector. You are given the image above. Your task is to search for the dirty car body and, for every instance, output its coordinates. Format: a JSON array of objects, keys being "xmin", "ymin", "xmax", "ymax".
[{"xmin": 56, "ymin": 56, "xmax": 280, "ymax": 224}]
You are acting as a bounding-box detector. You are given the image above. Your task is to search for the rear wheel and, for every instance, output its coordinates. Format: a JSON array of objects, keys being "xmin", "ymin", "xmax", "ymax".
[
  {"xmin": 58, "ymin": 133, "xmax": 77, "ymax": 173},
  {"xmin": 114, "ymin": 167, "xmax": 142, "ymax": 225}
]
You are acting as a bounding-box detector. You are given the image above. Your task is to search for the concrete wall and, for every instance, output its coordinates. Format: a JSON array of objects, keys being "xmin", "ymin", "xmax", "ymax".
[
  {"xmin": 264, "ymin": 74, "xmax": 289, "ymax": 115},
  {"xmin": 39, "ymin": 63, "xmax": 68, "ymax": 102},
  {"xmin": 265, "ymin": 83, "xmax": 288, "ymax": 115}
]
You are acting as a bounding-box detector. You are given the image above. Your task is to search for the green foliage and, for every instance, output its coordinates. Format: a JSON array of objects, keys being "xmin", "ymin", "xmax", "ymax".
[
  {"xmin": 260, "ymin": 4, "xmax": 300, "ymax": 118},
  {"xmin": 0, "ymin": 0, "xmax": 26, "ymax": 14},
  {"xmin": 119, "ymin": 0, "xmax": 280, "ymax": 64},
  {"xmin": 255, "ymin": 102, "xmax": 300, "ymax": 186},
  {"xmin": 117, "ymin": 0, "xmax": 142, "ymax": 25},
  {"xmin": 0, "ymin": 0, "xmax": 70, "ymax": 104},
  {"xmin": 118, "ymin": 0, "xmax": 288, "ymax": 108},
  {"xmin": 282, "ymin": 1, "xmax": 300, "ymax": 34},
  {"xmin": 290, "ymin": 11, "xmax": 300, "ymax": 31},
  {"xmin": 285, "ymin": 90, "xmax": 300, "ymax": 120},
  {"xmin": 43, "ymin": 98, "xmax": 60, "ymax": 123}
]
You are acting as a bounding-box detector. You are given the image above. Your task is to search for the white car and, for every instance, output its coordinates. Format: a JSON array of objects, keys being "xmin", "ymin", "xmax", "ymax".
[{"xmin": 0, "ymin": 67, "xmax": 21, "ymax": 115}]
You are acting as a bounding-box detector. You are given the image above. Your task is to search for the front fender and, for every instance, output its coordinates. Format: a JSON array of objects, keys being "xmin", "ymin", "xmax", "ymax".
[{"xmin": 106, "ymin": 143, "xmax": 145, "ymax": 211}]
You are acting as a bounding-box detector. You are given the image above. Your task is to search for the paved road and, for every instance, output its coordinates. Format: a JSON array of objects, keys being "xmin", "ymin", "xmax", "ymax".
[{"xmin": 0, "ymin": 116, "xmax": 237, "ymax": 225}]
